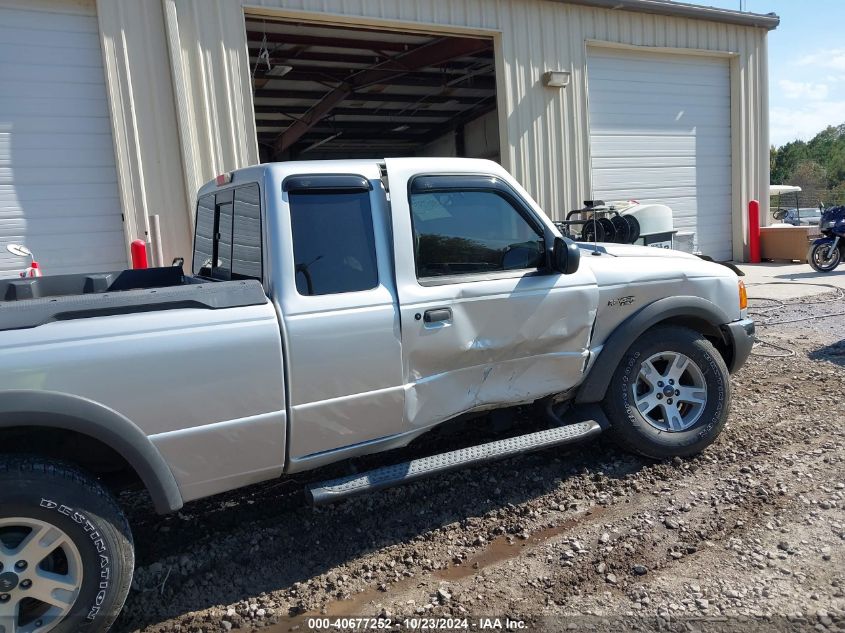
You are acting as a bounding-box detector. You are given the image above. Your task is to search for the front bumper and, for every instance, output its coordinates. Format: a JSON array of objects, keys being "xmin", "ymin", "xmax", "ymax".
[{"xmin": 722, "ymin": 318, "xmax": 755, "ymax": 373}]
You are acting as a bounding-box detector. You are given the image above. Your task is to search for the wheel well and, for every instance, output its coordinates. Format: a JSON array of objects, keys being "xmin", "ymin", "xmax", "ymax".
[
  {"xmin": 0, "ymin": 426, "xmax": 148, "ymax": 501},
  {"xmin": 654, "ymin": 315, "xmax": 732, "ymax": 367}
]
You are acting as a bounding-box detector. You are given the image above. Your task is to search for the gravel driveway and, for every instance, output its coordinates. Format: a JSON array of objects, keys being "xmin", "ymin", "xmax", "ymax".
[{"xmin": 115, "ymin": 291, "xmax": 845, "ymax": 633}]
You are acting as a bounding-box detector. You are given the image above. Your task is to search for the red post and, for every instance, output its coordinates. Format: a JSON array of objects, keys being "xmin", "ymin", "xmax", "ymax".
[
  {"xmin": 130, "ymin": 239, "xmax": 148, "ymax": 269},
  {"xmin": 748, "ymin": 199, "xmax": 761, "ymax": 263}
]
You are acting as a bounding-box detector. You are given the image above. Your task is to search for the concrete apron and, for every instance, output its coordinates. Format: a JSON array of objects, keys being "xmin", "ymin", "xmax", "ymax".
[{"xmin": 737, "ymin": 263, "xmax": 845, "ymax": 300}]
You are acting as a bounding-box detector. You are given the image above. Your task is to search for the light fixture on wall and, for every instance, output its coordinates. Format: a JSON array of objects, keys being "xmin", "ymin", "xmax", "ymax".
[
  {"xmin": 267, "ymin": 64, "xmax": 293, "ymax": 78},
  {"xmin": 542, "ymin": 70, "xmax": 571, "ymax": 88}
]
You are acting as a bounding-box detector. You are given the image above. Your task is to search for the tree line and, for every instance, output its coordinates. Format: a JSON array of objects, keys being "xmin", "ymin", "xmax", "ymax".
[{"xmin": 770, "ymin": 123, "xmax": 845, "ymax": 207}]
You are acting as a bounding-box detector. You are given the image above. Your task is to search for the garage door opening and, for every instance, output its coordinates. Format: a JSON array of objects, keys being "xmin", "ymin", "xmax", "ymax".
[{"xmin": 246, "ymin": 17, "xmax": 499, "ymax": 162}]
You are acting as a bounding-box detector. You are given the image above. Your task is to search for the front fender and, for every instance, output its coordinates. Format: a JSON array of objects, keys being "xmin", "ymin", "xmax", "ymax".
[
  {"xmin": 575, "ymin": 296, "xmax": 730, "ymax": 404},
  {"xmin": 811, "ymin": 236, "xmax": 836, "ymax": 247},
  {"xmin": 0, "ymin": 390, "xmax": 183, "ymax": 513}
]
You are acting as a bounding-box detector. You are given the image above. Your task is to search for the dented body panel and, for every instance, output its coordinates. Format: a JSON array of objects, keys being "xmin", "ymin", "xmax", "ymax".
[{"xmin": 384, "ymin": 158, "xmax": 600, "ymax": 431}]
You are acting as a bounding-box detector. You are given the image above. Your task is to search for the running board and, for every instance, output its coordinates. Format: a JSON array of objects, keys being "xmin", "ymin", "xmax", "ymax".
[{"xmin": 307, "ymin": 420, "xmax": 602, "ymax": 505}]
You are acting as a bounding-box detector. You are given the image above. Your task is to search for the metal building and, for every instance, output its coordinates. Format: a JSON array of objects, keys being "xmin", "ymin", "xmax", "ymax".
[{"xmin": 0, "ymin": 0, "xmax": 778, "ymax": 273}]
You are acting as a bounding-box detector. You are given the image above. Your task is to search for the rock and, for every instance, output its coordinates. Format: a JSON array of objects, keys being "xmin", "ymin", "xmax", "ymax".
[
  {"xmin": 599, "ymin": 532, "xmax": 610, "ymax": 544},
  {"xmin": 437, "ymin": 588, "xmax": 452, "ymax": 604},
  {"xmin": 664, "ymin": 518, "xmax": 680, "ymax": 530},
  {"xmin": 605, "ymin": 573, "xmax": 618, "ymax": 585},
  {"xmin": 632, "ymin": 565, "xmax": 648, "ymax": 576},
  {"xmin": 696, "ymin": 598, "xmax": 709, "ymax": 609}
]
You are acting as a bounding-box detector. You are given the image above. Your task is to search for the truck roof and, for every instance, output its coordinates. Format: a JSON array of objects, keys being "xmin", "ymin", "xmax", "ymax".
[{"xmin": 197, "ymin": 157, "xmax": 506, "ymax": 197}]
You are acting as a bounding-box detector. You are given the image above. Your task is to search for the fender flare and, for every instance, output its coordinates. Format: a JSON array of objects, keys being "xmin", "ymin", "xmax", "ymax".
[
  {"xmin": 575, "ymin": 296, "xmax": 731, "ymax": 404},
  {"xmin": 0, "ymin": 390, "xmax": 183, "ymax": 514}
]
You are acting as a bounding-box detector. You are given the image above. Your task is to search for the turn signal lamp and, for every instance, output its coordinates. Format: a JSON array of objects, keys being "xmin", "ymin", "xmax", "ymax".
[{"xmin": 738, "ymin": 279, "xmax": 748, "ymax": 310}]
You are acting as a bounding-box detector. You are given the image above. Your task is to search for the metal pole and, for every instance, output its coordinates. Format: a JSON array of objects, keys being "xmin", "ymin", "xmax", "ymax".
[{"xmin": 149, "ymin": 214, "xmax": 165, "ymax": 267}]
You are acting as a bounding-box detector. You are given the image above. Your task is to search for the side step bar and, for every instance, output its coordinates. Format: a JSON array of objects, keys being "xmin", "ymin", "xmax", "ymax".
[{"xmin": 307, "ymin": 420, "xmax": 602, "ymax": 505}]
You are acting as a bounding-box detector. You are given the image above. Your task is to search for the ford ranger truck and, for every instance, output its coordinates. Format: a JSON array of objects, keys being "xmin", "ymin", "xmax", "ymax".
[{"xmin": 0, "ymin": 158, "xmax": 754, "ymax": 632}]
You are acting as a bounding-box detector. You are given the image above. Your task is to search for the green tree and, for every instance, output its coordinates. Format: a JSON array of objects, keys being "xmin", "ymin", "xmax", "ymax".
[
  {"xmin": 771, "ymin": 123, "xmax": 845, "ymax": 191},
  {"xmin": 788, "ymin": 160, "xmax": 827, "ymax": 191}
]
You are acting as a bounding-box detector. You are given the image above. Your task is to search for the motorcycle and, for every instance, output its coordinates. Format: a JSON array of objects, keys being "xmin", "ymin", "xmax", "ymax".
[{"xmin": 808, "ymin": 206, "xmax": 845, "ymax": 273}]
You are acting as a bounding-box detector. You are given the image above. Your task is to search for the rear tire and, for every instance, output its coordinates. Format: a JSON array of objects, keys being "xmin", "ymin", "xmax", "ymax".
[
  {"xmin": 602, "ymin": 326, "xmax": 731, "ymax": 459},
  {"xmin": 0, "ymin": 456, "xmax": 134, "ymax": 633}
]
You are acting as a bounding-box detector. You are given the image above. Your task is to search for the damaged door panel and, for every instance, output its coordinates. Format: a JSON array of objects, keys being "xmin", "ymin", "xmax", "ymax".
[{"xmin": 385, "ymin": 160, "xmax": 600, "ymax": 429}]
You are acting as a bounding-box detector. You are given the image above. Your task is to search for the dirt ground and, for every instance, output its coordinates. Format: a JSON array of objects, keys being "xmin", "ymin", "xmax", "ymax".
[{"xmin": 115, "ymin": 289, "xmax": 845, "ymax": 633}]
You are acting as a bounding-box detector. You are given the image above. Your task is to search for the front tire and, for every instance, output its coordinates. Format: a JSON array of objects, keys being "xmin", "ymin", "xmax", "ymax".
[
  {"xmin": 808, "ymin": 242, "xmax": 841, "ymax": 272},
  {"xmin": 603, "ymin": 326, "xmax": 731, "ymax": 459},
  {"xmin": 0, "ymin": 457, "xmax": 134, "ymax": 633}
]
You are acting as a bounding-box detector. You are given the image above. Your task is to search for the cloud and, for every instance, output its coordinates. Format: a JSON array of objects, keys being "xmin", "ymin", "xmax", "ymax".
[
  {"xmin": 778, "ymin": 79, "xmax": 829, "ymax": 101},
  {"xmin": 796, "ymin": 48, "xmax": 845, "ymax": 71},
  {"xmin": 770, "ymin": 101, "xmax": 845, "ymax": 146}
]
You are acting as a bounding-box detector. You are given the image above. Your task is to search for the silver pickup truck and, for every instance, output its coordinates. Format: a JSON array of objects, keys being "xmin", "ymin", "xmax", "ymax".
[{"xmin": 0, "ymin": 158, "xmax": 753, "ymax": 633}]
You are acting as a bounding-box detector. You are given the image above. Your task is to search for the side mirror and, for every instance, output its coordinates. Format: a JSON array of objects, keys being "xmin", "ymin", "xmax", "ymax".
[{"xmin": 551, "ymin": 237, "xmax": 580, "ymax": 275}]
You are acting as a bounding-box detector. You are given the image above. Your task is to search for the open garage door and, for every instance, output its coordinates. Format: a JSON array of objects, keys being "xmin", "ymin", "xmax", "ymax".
[
  {"xmin": 0, "ymin": 1, "xmax": 127, "ymax": 276},
  {"xmin": 587, "ymin": 47, "xmax": 732, "ymax": 260},
  {"xmin": 246, "ymin": 17, "xmax": 499, "ymax": 161}
]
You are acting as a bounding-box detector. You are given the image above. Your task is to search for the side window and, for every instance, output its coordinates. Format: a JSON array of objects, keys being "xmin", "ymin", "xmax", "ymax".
[
  {"xmin": 194, "ymin": 194, "xmax": 215, "ymax": 277},
  {"xmin": 288, "ymin": 190, "xmax": 379, "ymax": 296},
  {"xmin": 232, "ymin": 184, "xmax": 262, "ymax": 280},
  {"xmin": 410, "ymin": 189, "xmax": 545, "ymax": 278},
  {"xmin": 193, "ymin": 184, "xmax": 263, "ymax": 282},
  {"xmin": 213, "ymin": 190, "xmax": 233, "ymax": 280}
]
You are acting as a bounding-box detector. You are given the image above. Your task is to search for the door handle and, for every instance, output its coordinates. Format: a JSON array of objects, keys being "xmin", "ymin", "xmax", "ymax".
[{"xmin": 423, "ymin": 308, "xmax": 452, "ymax": 323}]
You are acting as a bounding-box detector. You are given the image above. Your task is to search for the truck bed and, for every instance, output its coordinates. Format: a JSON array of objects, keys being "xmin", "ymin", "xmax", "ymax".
[{"xmin": 0, "ymin": 266, "xmax": 267, "ymax": 331}]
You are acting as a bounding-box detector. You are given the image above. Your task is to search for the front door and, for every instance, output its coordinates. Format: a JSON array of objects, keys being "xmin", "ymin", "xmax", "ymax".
[{"xmin": 387, "ymin": 163, "xmax": 598, "ymax": 431}]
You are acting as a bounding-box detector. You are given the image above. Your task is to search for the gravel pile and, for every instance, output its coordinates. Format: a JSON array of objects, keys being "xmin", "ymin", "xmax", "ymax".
[{"xmin": 115, "ymin": 297, "xmax": 845, "ymax": 633}]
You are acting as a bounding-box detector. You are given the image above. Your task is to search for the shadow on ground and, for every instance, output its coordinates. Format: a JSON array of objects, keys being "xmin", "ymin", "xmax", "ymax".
[
  {"xmin": 809, "ymin": 339, "xmax": 845, "ymax": 367},
  {"xmin": 774, "ymin": 270, "xmax": 845, "ymax": 281}
]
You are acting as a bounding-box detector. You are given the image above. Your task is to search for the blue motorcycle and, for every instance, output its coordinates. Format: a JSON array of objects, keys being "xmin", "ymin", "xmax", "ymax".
[{"xmin": 808, "ymin": 206, "xmax": 845, "ymax": 272}]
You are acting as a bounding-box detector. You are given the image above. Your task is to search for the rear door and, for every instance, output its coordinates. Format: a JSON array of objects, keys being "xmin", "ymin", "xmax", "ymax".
[
  {"xmin": 386, "ymin": 160, "xmax": 599, "ymax": 430},
  {"xmin": 276, "ymin": 174, "xmax": 405, "ymax": 469}
]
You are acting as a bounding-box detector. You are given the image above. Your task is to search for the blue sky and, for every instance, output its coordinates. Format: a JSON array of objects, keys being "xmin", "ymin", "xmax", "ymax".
[{"xmin": 702, "ymin": 0, "xmax": 845, "ymax": 147}]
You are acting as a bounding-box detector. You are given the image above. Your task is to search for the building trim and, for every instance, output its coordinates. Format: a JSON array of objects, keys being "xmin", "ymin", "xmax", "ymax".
[{"xmin": 560, "ymin": 0, "xmax": 779, "ymax": 30}]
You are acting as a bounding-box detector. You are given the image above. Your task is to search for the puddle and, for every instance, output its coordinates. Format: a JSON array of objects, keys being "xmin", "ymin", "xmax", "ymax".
[{"xmin": 262, "ymin": 506, "xmax": 605, "ymax": 632}]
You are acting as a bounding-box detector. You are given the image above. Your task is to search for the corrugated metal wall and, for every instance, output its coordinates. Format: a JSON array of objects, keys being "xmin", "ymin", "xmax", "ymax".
[{"xmin": 102, "ymin": 0, "xmax": 770, "ymax": 261}]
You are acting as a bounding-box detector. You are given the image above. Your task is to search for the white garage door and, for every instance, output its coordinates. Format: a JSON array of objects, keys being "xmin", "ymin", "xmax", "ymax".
[
  {"xmin": 0, "ymin": 1, "xmax": 126, "ymax": 276},
  {"xmin": 587, "ymin": 47, "xmax": 732, "ymax": 260}
]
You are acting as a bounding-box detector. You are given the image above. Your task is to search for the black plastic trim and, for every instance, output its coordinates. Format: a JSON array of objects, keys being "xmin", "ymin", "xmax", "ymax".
[
  {"xmin": 721, "ymin": 318, "xmax": 755, "ymax": 374},
  {"xmin": 0, "ymin": 391, "xmax": 183, "ymax": 514},
  {"xmin": 283, "ymin": 174, "xmax": 372, "ymax": 193},
  {"xmin": 1, "ymin": 267, "xmax": 185, "ymax": 303},
  {"xmin": 575, "ymin": 296, "xmax": 731, "ymax": 404},
  {"xmin": 0, "ymin": 279, "xmax": 267, "ymax": 332}
]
